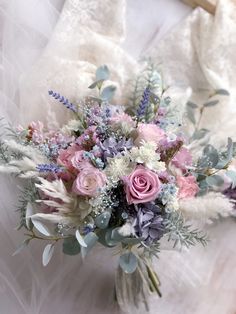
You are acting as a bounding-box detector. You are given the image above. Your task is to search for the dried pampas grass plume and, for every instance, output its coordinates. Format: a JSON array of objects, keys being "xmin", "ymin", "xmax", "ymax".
[{"xmin": 179, "ymin": 192, "xmax": 234, "ymax": 224}]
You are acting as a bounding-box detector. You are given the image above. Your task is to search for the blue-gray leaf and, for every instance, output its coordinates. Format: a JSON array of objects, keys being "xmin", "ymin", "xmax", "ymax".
[
  {"xmin": 31, "ymin": 218, "xmax": 51, "ymax": 236},
  {"xmin": 119, "ymin": 252, "xmax": 138, "ymax": 274},
  {"xmin": 76, "ymin": 229, "xmax": 87, "ymax": 247},
  {"xmin": 203, "ymin": 100, "xmax": 219, "ymax": 107},
  {"xmin": 226, "ymin": 170, "xmax": 236, "ymax": 188},
  {"xmin": 63, "ymin": 237, "xmax": 81, "ymax": 255},
  {"xmin": 206, "ymin": 175, "xmax": 224, "ymax": 187},
  {"xmin": 95, "ymin": 211, "xmax": 111, "ymax": 229},
  {"xmin": 96, "ymin": 65, "xmax": 110, "ymax": 81},
  {"xmin": 215, "ymin": 89, "xmax": 230, "ymax": 96},
  {"xmin": 81, "ymin": 232, "xmax": 98, "ymax": 258},
  {"xmin": 42, "ymin": 244, "xmax": 54, "ymax": 266},
  {"xmin": 101, "ymin": 85, "xmax": 116, "ymax": 101},
  {"xmin": 187, "ymin": 101, "xmax": 198, "ymax": 109}
]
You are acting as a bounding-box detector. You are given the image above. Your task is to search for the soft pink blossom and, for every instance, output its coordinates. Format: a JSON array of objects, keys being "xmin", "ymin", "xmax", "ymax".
[
  {"xmin": 73, "ymin": 165, "xmax": 107, "ymax": 197},
  {"xmin": 28, "ymin": 121, "xmax": 44, "ymax": 143},
  {"xmin": 172, "ymin": 147, "xmax": 192, "ymax": 171},
  {"xmin": 109, "ymin": 113, "xmax": 135, "ymax": 127},
  {"xmin": 71, "ymin": 151, "xmax": 86, "ymax": 169},
  {"xmin": 57, "ymin": 144, "xmax": 80, "ymax": 170},
  {"xmin": 123, "ymin": 166, "xmax": 161, "ymax": 204},
  {"xmin": 134, "ymin": 123, "xmax": 165, "ymax": 147},
  {"xmin": 177, "ymin": 175, "xmax": 199, "ymax": 199}
]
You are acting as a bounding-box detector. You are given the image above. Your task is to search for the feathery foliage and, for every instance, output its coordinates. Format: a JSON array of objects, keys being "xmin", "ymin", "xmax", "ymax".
[
  {"xmin": 164, "ymin": 211, "xmax": 208, "ymax": 248},
  {"xmin": 16, "ymin": 182, "xmax": 39, "ymax": 230}
]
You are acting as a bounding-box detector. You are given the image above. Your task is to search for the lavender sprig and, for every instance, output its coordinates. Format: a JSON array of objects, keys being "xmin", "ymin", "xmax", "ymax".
[
  {"xmin": 36, "ymin": 164, "xmax": 63, "ymax": 173},
  {"xmin": 48, "ymin": 90, "xmax": 77, "ymax": 113},
  {"xmin": 137, "ymin": 87, "xmax": 150, "ymax": 118}
]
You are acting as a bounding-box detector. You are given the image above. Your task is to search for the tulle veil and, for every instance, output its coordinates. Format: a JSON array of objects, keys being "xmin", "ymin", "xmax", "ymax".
[{"xmin": 0, "ymin": 0, "xmax": 236, "ymax": 313}]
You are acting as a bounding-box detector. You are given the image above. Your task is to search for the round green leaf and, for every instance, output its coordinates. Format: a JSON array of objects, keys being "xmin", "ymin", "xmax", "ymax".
[{"xmin": 119, "ymin": 252, "xmax": 138, "ymax": 274}]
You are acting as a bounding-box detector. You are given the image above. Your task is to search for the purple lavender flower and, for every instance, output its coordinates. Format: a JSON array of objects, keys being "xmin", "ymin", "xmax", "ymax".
[
  {"xmin": 133, "ymin": 203, "xmax": 165, "ymax": 244},
  {"xmin": 48, "ymin": 90, "xmax": 77, "ymax": 113},
  {"xmin": 137, "ymin": 87, "xmax": 150, "ymax": 117},
  {"xmin": 36, "ymin": 164, "xmax": 63, "ymax": 173},
  {"xmin": 99, "ymin": 137, "xmax": 133, "ymax": 159}
]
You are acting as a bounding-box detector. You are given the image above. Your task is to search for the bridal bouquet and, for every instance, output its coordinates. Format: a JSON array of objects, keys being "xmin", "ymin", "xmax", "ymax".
[{"xmin": 0, "ymin": 64, "xmax": 235, "ymax": 310}]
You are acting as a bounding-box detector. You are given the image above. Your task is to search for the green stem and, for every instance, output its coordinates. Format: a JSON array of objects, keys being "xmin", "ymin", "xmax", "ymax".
[{"xmin": 146, "ymin": 265, "xmax": 162, "ymax": 297}]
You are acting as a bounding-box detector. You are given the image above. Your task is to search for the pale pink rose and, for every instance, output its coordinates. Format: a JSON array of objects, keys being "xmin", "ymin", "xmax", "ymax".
[
  {"xmin": 134, "ymin": 123, "xmax": 165, "ymax": 147},
  {"xmin": 123, "ymin": 166, "xmax": 161, "ymax": 204},
  {"xmin": 57, "ymin": 144, "xmax": 80, "ymax": 170},
  {"xmin": 71, "ymin": 151, "xmax": 86, "ymax": 169},
  {"xmin": 172, "ymin": 147, "xmax": 192, "ymax": 171},
  {"xmin": 73, "ymin": 165, "xmax": 107, "ymax": 197},
  {"xmin": 109, "ymin": 113, "xmax": 135, "ymax": 127},
  {"xmin": 177, "ymin": 175, "xmax": 199, "ymax": 199}
]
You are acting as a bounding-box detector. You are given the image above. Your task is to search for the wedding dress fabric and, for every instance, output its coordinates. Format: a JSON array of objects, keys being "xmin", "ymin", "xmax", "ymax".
[{"xmin": 0, "ymin": 0, "xmax": 236, "ymax": 313}]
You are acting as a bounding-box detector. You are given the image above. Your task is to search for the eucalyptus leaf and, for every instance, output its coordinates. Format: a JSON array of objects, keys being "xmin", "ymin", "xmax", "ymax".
[
  {"xmin": 76, "ymin": 229, "xmax": 87, "ymax": 247},
  {"xmin": 104, "ymin": 228, "xmax": 119, "ymax": 247},
  {"xmin": 88, "ymin": 79, "xmax": 104, "ymax": 90},
  {"xmin": 226, "ymin": 170, "xmax": 236, "ymax": 188},
  {"xmin": 101, "ymin": 85, "xmax": 116, "ymax": 101},
  {"xmin": 111, "ymin": 227, "xmax": 125, "ymax": 242},
  {"xmin": 31, "ymin": 217, "xmax": 51, "ymax": 236},
  {"xmin": 42, "ymin": 243, "xmax": 54, "ymax": 266},
  {"xmin": 119, "ymin": 252, "xmax": 138, "ymax": 274},
  {"xmin": 192, "ymin": 128, "xmax": 210, "ymax": 140},
  {"xmin": 216, "ymin": 138, "xmax": 233, "ymax": 169},
  {"xmin": 96, "ymin": 65, "xmax": 110, "ymax": 81},
  {"xmin": 215, "ymin": 89, "xmax": 230, "ymax": 96},
  {"xmin": 186, "ymin": 106, "xmax": 196, "ymax": 124},
  {"xmin": 25, "ymin": 202, "xmax": 34, "ymax": 230},
  {"xmin": 63, "ymin": 237, "xmax": 80, "ymax": 255},
  {"xmin": 198, "ymin": 145, "xmax": 219, "ymax": 168},
  {"xmin": 187, "ymin": 101, "xmax": 198, "ymax": 109},
  {"xmin": 12, "ymin": 238, "xmax": 31, "ymax": 256},
  {"xmin": 203, "ymin": 100, "xmax": 219, "ymax": 107},
  {"xmin": 95, "ymin": 211, "xmax": 111, "ymax": 229},
  {"xmin": 206, "ymin": 175, "xmax": 224, "ymax": 187},
  {"xmin": 81, "ymin": 232, "xmax": 98, "ymax": 258}
]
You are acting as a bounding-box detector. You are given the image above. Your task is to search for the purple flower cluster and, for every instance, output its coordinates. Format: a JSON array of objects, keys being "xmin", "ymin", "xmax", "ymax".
[{"xmin": 133, "ymin": 203, "xmax": 165, "ymax": 244}]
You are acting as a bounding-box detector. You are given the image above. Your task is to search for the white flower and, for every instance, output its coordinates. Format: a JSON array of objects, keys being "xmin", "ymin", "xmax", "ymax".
[
  {"xmin": 130, "ymin": 141, "xmax": 166, "ymax": 172},
  {"xmin": 61, "ymin": 119, "xmax": 82, "ymax": 134},
  {"xmin": 105, "ymin": 155, "xmax": 135, "ymax": 181},
  {"xmin": 118, "ymin": 222, "xmax": 135, "ymax": 237}
]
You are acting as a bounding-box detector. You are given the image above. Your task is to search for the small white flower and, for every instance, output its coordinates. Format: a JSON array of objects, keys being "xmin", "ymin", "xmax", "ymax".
[
  {"xmin": 118, "ymin": 222, "xmax": 135, "ymax": 237},
  {"xmin": 130, "ymin": 141, "xmax": 166, "ymax": 172},
  {"xmin": 105, "ymin": 155, "xmax": 135, "ymax": 181}
]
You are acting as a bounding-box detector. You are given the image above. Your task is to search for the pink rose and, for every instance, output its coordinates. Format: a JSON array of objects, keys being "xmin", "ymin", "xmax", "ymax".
[
  {"xmin": 134, "ymin": 123, "xmax": 165, "ymax": 147},
  {"xmin": 73, "ymin": 165, "xmax": 107, "ymax": 197},
  {"xmin": 71, "ymin": 150, "xmax": 86, "ymax": 169},
  {"xmin": 57, "ymin": 144, "xmax": 80, "ymax": 170},
  {"xmin": 177, "ymin": 175, "xmax": 199, "ymax": 199},
  {"xmin": 172, "ymin": 147, "xmax": 192, "ymax": 171},
  {"xmin": 123, "ymin": 166, "xmax": 161, "ymax": 204}
]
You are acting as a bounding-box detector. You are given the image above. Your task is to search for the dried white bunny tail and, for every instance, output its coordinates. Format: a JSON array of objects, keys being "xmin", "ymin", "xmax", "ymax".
[
  {"xmin": 35, "ymin": 177, "xmax": 72, "ymax": 204},
  {"xmin": 179, "ymin": 192, "xmax": 234, "ymax": 224}
]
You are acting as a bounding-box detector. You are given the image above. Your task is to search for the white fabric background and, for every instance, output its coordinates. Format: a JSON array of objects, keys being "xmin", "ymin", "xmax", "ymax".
[{"xmin": 0, "ymin": 1, "xmax": 236, "ymax": 313}]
